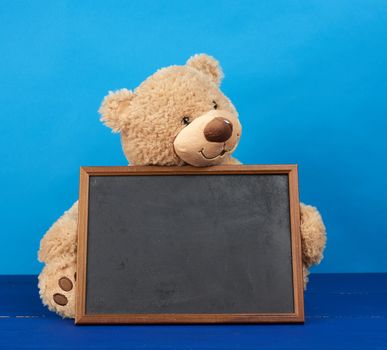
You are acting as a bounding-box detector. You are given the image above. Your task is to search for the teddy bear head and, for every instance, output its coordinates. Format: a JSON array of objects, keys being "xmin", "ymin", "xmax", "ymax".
[{"xmin": 99, "ymin": 54, "xmax": 242, "ymax": 167}]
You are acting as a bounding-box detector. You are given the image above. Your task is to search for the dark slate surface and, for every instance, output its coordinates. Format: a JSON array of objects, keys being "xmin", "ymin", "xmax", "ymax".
[{"xmin": 86, "ymin": 174, "xmax": 293, "ymax": 314}]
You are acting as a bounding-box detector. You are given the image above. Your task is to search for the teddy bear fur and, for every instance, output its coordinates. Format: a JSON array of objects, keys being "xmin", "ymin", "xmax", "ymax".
[{"xmin": 38, "ymin": 54, "xmax": 326, "ymax": 318}]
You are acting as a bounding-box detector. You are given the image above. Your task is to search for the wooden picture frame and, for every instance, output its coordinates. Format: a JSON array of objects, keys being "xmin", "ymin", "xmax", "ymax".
[{"xmin": 75, "ymin": 165, "xmax": 304, "ymax": 324}]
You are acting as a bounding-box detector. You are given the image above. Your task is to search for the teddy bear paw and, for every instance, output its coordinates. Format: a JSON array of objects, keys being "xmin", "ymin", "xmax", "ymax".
[
  {"xmin": 38, "ymin": 258, "xmax": 76, "ymax": 318},
  {"xmin": 52, "ymin": 274, "xmax": 76, "ymax": 307}
]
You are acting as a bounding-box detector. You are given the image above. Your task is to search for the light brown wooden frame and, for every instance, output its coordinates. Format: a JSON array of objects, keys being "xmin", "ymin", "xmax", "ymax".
[{"xmin": 76, "ymin": 165, "xmax": 304, "ymax": 324}]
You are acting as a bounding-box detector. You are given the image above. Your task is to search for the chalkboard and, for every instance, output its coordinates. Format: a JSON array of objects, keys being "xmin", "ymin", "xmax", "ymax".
[{"xmin": 76, "ymin": 165, "xmax": 303, "ymax": 324}]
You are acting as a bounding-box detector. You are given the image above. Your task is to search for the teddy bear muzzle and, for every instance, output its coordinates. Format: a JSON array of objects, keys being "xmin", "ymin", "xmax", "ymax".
[{"xmin": 173, "ymin": 110, "xmax": 241, "ymax": 167}]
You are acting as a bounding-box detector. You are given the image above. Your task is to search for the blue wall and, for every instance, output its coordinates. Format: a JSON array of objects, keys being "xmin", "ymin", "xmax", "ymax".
[{"xmin": 1, "ymin": 1, "xmax": 386, "ymax": 274}]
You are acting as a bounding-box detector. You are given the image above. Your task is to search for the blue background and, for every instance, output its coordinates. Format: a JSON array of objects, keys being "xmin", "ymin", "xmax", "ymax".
[{"xmin": 1, "ymin": 1, "xmax": 386, "ymax": 274}]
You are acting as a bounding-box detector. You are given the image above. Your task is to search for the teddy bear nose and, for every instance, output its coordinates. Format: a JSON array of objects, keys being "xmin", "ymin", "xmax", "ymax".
[{"xmin": 204, "ymin": 117, "xmax": 233, "ymax": 143}]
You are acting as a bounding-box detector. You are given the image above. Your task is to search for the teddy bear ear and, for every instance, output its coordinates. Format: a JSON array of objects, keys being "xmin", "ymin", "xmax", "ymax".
[
  {"xmin": 99, "ymin": 89, "xmax": 135, "ymax": 132},
  {"xmin": 186, "ymin": 54, "xmax": 224, "ymax": 85}
]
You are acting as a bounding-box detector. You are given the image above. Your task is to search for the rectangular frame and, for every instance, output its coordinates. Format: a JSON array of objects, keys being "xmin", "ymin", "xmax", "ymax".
[{"xmin": 76, "ymin": 165, "xmax": 304, "ymax": 324}]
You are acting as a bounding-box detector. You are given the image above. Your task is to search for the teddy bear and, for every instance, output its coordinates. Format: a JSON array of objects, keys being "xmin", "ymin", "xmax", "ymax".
[{"xmin": 38, "ymin": 54, "xmax": 326, "ymax": 318}]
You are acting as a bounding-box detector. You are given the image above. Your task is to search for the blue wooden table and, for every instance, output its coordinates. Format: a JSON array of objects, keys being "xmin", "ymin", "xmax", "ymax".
[{"xmin": 0, "ymin": 274, "xmax": 386, "ymax": 349}]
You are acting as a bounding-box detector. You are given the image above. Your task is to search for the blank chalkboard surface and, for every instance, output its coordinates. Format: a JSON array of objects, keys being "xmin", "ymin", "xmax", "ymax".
[{"xmin": 76, "ymin": 165, "xmax": 303, "ymax": 324}]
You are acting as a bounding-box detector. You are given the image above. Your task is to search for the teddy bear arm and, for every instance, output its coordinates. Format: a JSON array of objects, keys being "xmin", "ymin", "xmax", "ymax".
[
  {"xmin": 300, "ymin": 203, "xmax": 327, "ymax": 268},
  {"xmin": 38, "ymin": 201, "xmax": 79, "ymax": 264},
  {"xmin": 221, "ymin": 156, "xmax": 241, "ymax": 165}
]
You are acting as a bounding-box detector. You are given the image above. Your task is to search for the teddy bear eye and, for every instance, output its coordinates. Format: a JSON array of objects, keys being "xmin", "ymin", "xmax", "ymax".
[
  {"xmin": 212, "ymin": 100, "xmax": 218, "ymax": 110},
  {"xmin": 182, "ymin": 116, "xmax": 191, "ymax": 125}
]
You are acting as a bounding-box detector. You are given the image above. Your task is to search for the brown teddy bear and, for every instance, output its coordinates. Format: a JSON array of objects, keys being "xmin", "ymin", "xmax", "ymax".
[{"xmin": 38, "ymin": 54, "xmax": 326, "ymax": 318}]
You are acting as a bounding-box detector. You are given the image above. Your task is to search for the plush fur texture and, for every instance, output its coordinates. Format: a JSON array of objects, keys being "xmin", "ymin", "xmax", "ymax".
[
  {"xmin": 99, "ymin": 55, "xmax": 241, "ymax": 167},
  {"xmin": 38, "ymin": 54, "xmax": 326, "ymax": 318},
  {"xmin": 38, "ymin": 202, "xmax": 78, "ymax": 316}
]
